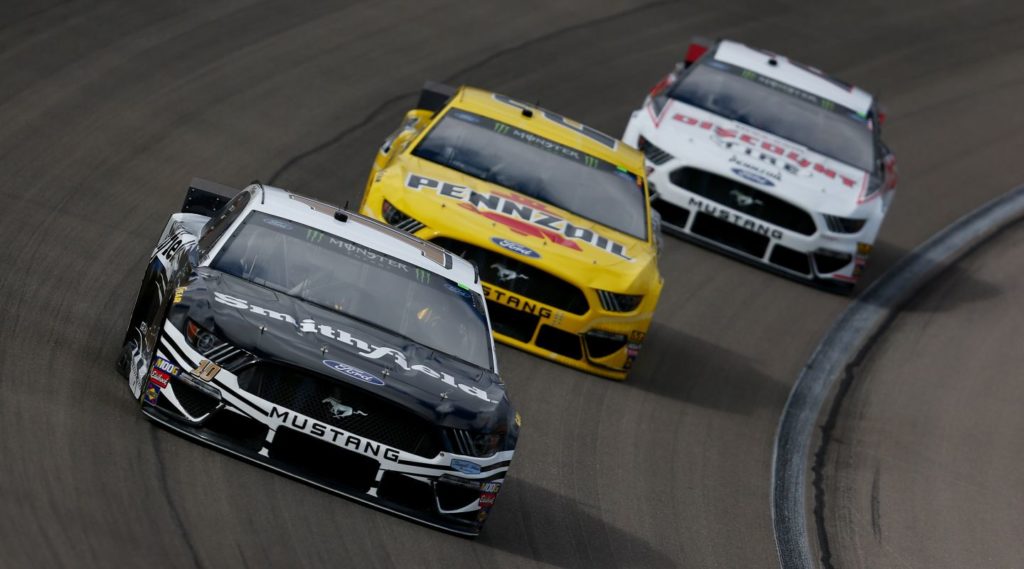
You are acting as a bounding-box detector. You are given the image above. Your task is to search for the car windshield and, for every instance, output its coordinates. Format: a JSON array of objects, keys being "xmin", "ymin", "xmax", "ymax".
[
  {"xmin": 412, "ymin": 108, "xmax": 649, "ymax": 240},
  {"xmin": 211, "ymin": 211, "xmax": 493, "ymax": 370},
  {"xmin": 669, "ymin": 61, "xmax": 874, "ymax": 171}
]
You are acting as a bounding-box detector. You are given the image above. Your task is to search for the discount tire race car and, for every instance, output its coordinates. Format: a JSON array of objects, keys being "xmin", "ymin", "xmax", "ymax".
[
  {"xmin": 360, "ymin": 82, "xmax": 663, "ymax": 380},
  {"xmin": 623, "ymin": 38, "xmax": 898, "ymax": 292},
  {"xmin": 117, "ymin": 179, "xmax": 518, "ymax": 536}
]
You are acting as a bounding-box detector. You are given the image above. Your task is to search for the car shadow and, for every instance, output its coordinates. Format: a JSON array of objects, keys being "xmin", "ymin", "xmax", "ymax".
[
  {"xmin": 625, "ymin": 321, "xmax": 790, "ymax": 417},
  {"xmin": 479, "ymin": 478, "xmax": 677, "ymax": 569}
]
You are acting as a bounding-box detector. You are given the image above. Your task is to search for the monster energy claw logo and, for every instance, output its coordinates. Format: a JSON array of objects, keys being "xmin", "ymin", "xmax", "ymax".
[
  {"xmin": 307, "ymin": 229, "xmax": 324, "ymax": 243},
  {"xmin": 584, "ymin": 155, "xmax": 599, "ymax": 168},
  {"xmin": 741, "ymin": 69, "xmax": 757, "ymax": 80},
  {"xmin": 493, "ymin": 122, "xmax": 510, "ymax": 134},
  {"xmin": 415, "ymin": 268, "xmax": 431, "ymax": 283}
]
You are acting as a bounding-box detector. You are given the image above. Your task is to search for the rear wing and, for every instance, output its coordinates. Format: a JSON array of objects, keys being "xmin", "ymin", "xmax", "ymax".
[
  {"xmin": 181, "ymin": 178, "xmax": 239, "ymax": 217},
  {"xmin": 416, "ymin": 81, "xmax": 457, "ymax": 113}
]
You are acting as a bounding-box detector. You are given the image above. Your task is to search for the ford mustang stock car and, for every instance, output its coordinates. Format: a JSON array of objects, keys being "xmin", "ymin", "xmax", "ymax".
[
  {"xmin": 623, "ymin": 38, "xmax": 898, "ymax": 292},
  {"xmin": 117, "ymin": 179, "xmax": 518, "ymax": 535},
  {"xmin": 360, "ymin": 82, "xmax": 664, "ymax": 380}
]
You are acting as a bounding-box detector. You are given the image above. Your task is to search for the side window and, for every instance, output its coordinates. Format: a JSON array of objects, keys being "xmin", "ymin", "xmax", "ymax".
[{"xmin": 198, "ymin": 190, "xmax": 251, "ymax": 254}]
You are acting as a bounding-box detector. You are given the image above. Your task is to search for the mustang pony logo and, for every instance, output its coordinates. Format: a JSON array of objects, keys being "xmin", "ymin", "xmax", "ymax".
[
  {"xmin": 405, "ymin": 173, "xmax": 633, "ymax": 261},
  {"xmin": 491, "ymin": 263, "xmax": 529, "ymax": 283},
  {"xmin": 322, "ymin": 397, "xmax": 368, "ymax": 419},
  {"xmin": 729, "ymin": 189, "xmax": 763, "ymax": 208}
]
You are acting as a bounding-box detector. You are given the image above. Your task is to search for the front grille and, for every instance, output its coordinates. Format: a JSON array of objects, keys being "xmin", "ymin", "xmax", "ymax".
[
  {"xmin": 822, "ymin": 214, "xmax": 866, "ymax": 234},
  {"xmin": 670, "ymin": 167, "xmax": 816, "ymax": 236},
  {"xmin": 485, "ymin": 300, "xmax": 538, "ymax": 343},
  {"xmin": 584, "ymin": 331, "xmax": 628, "ymax": 359},
  {"xmin": 377, "ymin": 471, "xmax": 434, "ymax": 513},
  {"xmin": 269, "ymin": 428, "xmax": 379, "ymax": 492},
  {"xmin": 535, "ymin": 325, "xmax": 583, "ymax": 360},
  {"xmin": 691, "ymin": 212, "xmax": 769, "ymax": 258},
  {"xmin": 433, "ymin": 237, "xmax": 589, "ymax": 315},
  {"xmin": 596, "ymin": 290, "xmax": 642, "ymax": 313},
  {"xmin": 202, "ymin": 410, "xmax": 268, "ymax": 452},
  {"xmin": 238, "ymin": 363, "xmax": 442, "ymax": 458},
  {"xmin": 813, "ymin": 250, "xmax": 853, "ymax": 274},
  {"xmin": 436, "ymin": 477, "xmax": 482, "ymax": 511},
  {"xmin": 637, "ymin": 136, "xmax": 674, "ymax": 165},
  {"xmin": 382, "ymin": 200, "xmax": 426, "ymax": 233},
  {"xmin": 769, "ymin": 245, "xmax": 812, "ymax": 275},
  {"xmin": 652, "ymin": 198, "xmax": 691, "ymax": 228},
  {"xmin": 171, "ymin": 380, "xmax": 221, "ymax": 418}
]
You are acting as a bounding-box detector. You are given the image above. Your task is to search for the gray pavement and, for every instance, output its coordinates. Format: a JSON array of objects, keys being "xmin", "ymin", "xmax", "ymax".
[
  {"xmin": 820, "ymin": 221, "xmax": 1024, "ymax": 569},
  {"xmin": 1, "ymin": 1, "xmax": 1024, "ymax": 567}
]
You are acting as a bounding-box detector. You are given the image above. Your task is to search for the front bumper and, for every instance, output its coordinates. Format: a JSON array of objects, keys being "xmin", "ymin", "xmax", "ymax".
[{"xmin": 143, "ymin": 322, "xmax": 511, "ymax": 536}]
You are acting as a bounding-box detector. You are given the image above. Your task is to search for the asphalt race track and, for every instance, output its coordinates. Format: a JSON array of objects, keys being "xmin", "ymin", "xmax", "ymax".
[
  {"xmin": 1, "ymin": 2, "xmax": 1024, "ymax": 568},
  {"xmin": 819, "ymin": 220, "xmax": 1024, "ymax": 569}
]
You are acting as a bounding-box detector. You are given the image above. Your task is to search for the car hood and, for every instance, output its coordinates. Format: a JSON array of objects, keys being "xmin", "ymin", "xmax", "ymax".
[
  {"xmin": 371, "ymin": 156, "xmax": 660, "ymax": 293},
  {"xmin": 649, "ymin": 101, "xmax": 873, "ymax": 213},
  {"xmin": 173, "ymin": 269, "xmax": 510, "ymax": 431}
]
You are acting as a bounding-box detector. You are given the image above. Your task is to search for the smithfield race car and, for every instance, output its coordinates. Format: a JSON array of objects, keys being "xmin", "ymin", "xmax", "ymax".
[
  {"xmin": 623, "ymin": 38, "xmax": 898, "ymax": 292},
  {"xmin": 360, "ymin": 83, "xmax": 663, "ymax": 380},
  {"xmin": 117, "ymin": 179, "xmax": 518, "ymax": 536}
]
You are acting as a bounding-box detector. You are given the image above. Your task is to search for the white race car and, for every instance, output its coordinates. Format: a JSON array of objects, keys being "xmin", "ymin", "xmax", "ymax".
[{"xmin": 623, "ymin": 38, "xmax": 898, "ymax": 292}]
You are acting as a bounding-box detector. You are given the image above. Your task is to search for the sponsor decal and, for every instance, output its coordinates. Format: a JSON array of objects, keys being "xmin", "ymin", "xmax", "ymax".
[
  {"xmin": 173, "ymin": 287, "xmax": 186, "ymax": 304},
  {"xmin": 514, "ymin": 413, "xmax": 522, "ymax": 428},
  {"xmin": 629, "ymin": 330, "xmax": 646, "ymax": 343},
  {"xmin": 479, "ymin": 492, "xmax": 496, "ymax": 507},
  {"xmin": 857, "ymin": 242, "xmax": 873, "ymax": 255},
  {"xmin": 671, "ymin": 112, "xmax": 864, "ymax": 189},
  {"xmin": 263, "ymin": 218, "xmax": 293, "ymax": 230},
  {"xmin": 490, "ymin": 237, "xmax": 540, "ymax": 259},
  {"xmin": 148, "ymin": 369, "xmax": 171, "ymax": 389},
  {"xmin": 626, "ymin": 343, "xmax": 642, "ymax": 357},
  {"xmin": 321, "ymin": 396, "xmax": 368, "ymax": 419},
  {"xmin": 492, "ymin": 93, "xmax": 618, "ymax": 150},
  {"xmin": 451, "ymin": 458, "xmax": 482, "ymax": 475},
  {"xmin": 152, "ymin": 357, "xmax": 178, "ymax": 377},
  {"xmin": 193, "ymin": 359, "xmax": 221, "ymax": 382},
  {"xmin": 268, "ymin": 406, "xmax": 401, "ymax": 462},
  {"xmin": 480, "ymin": 284, "xmax": 553, "ymax": 319},
  {"xmin": 322, "ymin": 360, "xmax": 385, "ymax": 387},
  {"xmin": 481, "ymin": 482, "xmax": 502, "ymax": 493},
  {"xmin": 143, "ymin": 381, "xmax": 161, "ymax": 405},
  {"xmin": 687, "ymin": 197, "xmax": 784, "ymax": 240},
  {"xmin": 406, "ymin": 174, "xmax": 633, "ymax": 261},
  {"xmin": 213, "ymin": 292, "xmax": 495, "ymax": 403},
  {"xmin": 731, "ymin": 168, "xmax": 775, "ymax": 188}
]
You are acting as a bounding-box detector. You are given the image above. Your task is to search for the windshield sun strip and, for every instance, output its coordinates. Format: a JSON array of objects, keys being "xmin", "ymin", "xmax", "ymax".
[{"xmin": 411, "ymin": 107, "xmax": 650, "ymax": 242}]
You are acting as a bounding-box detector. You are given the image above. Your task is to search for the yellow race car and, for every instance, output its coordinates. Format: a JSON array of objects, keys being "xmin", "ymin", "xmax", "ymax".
[{"xmin": 359, "ymin": 82, "xmax": 663, "ymax": 380}]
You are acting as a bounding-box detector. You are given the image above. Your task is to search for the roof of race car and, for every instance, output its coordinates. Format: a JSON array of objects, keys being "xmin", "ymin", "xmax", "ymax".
[
  {"xmin": 249, "ymin": 185, "xmax": 480, "ymax": 287},
  {"xmin": 449, "ymin": 86, "xmax": 647, "ymax": 174},
  {"xmin": 714, "ymin": 40, "xmax": 873, "ymax": 115}
]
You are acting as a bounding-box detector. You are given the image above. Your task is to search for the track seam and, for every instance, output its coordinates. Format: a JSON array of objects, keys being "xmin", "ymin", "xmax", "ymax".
[{"xmin": 267, "ymin": 0, "xmax": 675, "ymax": 185}]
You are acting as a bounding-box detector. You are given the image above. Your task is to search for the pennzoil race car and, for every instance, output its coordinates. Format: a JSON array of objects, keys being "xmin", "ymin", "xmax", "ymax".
[
  {"xmin": 360, "ymin": 83, "xmax": 663, "ymax": 380},
  {"xmin": 117, "ymin": 179, "xmax": 518, "ymax": 536},
  {"xmin": 624, "ymin": 39, "xmax": 898, "ymax": 292}
]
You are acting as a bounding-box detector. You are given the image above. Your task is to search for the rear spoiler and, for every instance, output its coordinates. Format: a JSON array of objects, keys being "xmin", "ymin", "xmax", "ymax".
[
  {"xmin": 416, "ymin": 81, "xmax": 457, "ymax": 113},
  {"xmin": 181, "ymin": 178, "xmax": 239, "ymax": 217},
  {"xmin": 683, "ymin": 37, "xmax": 714, "ymax": 67}
]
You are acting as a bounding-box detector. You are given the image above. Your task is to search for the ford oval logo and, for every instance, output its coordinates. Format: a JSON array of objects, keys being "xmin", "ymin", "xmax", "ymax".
[
  {"xmin": 491, "ymin": 237, "xmax": 540, "ymax": 258},
  {"xmin": 731, "ymin": 168, "xmax": 775, "ymax": 187},
  {"xmin": 322, "ymin": 360, "xmax": 384, "ymax": 386},
  {"xmin": 451, "ymin": 458, "xmax": 482, "ymax": 475}
]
